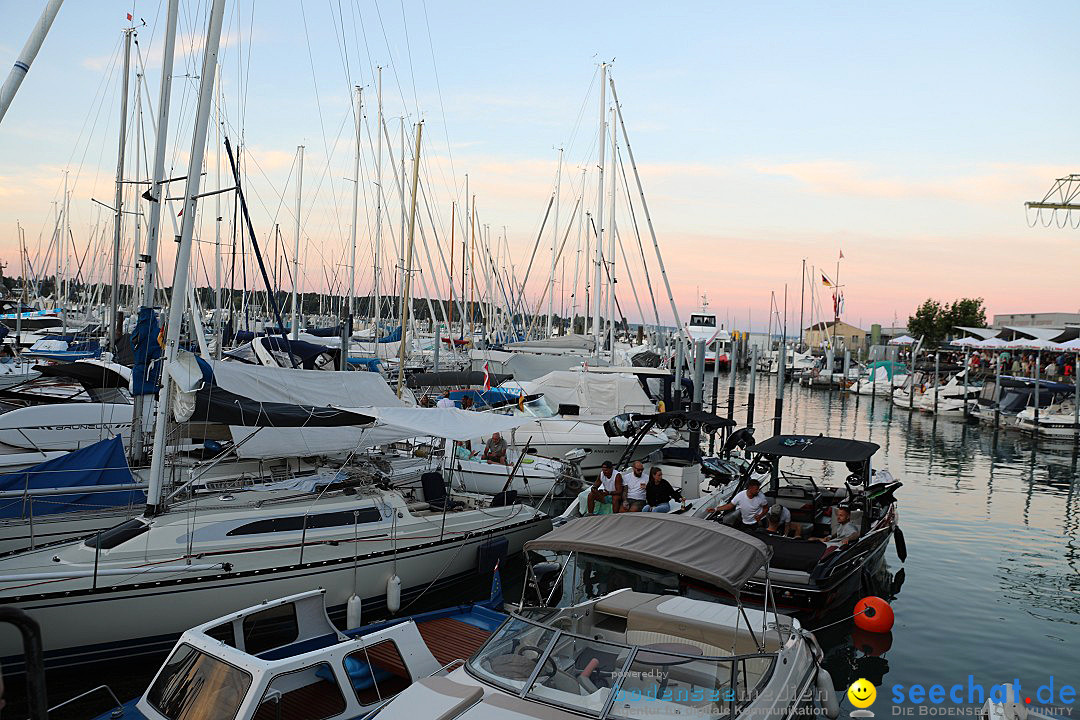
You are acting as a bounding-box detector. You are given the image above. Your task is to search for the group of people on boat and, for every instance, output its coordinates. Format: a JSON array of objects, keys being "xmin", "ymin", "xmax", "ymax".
[
  {"xmin": 713, "ymin": 478, "xmax": 859, "ymax": 545},
  {"xmin": 586, "ymin": 460, "xmax": 686, "ymax": 514}
]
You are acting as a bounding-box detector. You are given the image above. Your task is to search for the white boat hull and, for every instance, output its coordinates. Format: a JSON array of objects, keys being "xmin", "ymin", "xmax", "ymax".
[
  {"xmin": 0, "ymin": 401, "xmax": 154, "ymax": 451},
  {"xmin": 450, "ymin": 456, "xmax": 565, "ymax": 497},
  {"xmin": 0, "ymin": 510, "xmax": 549, "ymax": 671}
]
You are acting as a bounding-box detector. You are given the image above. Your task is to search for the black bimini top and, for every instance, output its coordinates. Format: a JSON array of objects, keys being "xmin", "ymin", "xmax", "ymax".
[{"xmin": 749, "ymin": 435, "xmax": 879, "ymax": 462}]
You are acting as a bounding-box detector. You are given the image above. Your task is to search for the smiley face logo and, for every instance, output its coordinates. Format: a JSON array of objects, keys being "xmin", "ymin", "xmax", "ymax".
[{"xmin": 848, "ymin": 678, "xmax": 877, "ymax": 709}]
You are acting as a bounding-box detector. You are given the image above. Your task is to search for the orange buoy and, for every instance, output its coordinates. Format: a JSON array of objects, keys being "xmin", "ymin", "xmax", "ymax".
[{"xmin": 853, "ymin": 596, "xmax": 894, "ymax": 633}]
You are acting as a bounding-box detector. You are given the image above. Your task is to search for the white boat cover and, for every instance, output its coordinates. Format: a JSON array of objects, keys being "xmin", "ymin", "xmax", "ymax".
[
  {"xmin": 362, "ymin": 407, "xmax": 536, "ymax": 443},
  {"xmin": 169, "ymin": 352, "xmax": 406, "ymax": 459},
  {"xmin": 472, "ymin": 350, "xmax": 609, "ymax": 382},
  {"xmin": 505, "ymin": 370, "xmax": 654, "ymax": 416},
  {"xmin": 169, "ymin": 352, "xmax": 534, "ymax": 457}
]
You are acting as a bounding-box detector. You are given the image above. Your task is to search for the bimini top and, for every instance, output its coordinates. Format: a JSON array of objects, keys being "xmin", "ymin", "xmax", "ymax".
[
  {"xmin": 525, "ymin": 514, "xmax": 770, "ymax": 596},
  {"xmin": 750, "ymin": 435, "xmax": 879, "ymax": 462}
]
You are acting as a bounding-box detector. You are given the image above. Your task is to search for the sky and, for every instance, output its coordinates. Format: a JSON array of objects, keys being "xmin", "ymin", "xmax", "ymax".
[{"xmin": 1, "ymin": 0, "xmax": 1078, "ymax": 332}]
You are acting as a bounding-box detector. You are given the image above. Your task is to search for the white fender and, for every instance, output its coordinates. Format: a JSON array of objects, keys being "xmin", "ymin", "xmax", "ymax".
[
  {"xmin": 346, "ymin": 594, "xmax": 362, "ymax": 629},
  {"xmin": 386, "ymin": 574, "xmax": 401, "ymax": 614},
  {"xmin": 817, "ymin": 667, "xmax": 840, "ymax": 719}
]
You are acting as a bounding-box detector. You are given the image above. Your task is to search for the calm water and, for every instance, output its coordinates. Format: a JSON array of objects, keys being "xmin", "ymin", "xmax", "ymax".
[
  {"xmin": 712, "ymin": 373, "xmax": 1079, "ymax": 718},
  {"xmin": 12, "ymin": 375, "xmax": 1080, "ymax": 717}
]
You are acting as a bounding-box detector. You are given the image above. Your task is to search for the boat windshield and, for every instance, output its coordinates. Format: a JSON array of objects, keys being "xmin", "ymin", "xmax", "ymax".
[
  {"xmin": 468, "ymin": 614, "xmax": 772, "ymax": 719},
  {"xmin": 145, "ymin": 643, "xmax": 252, "ymax": 720},
  {"xmin": 521, "ymin": 395, "xmax": 557, "ymax": 418}
]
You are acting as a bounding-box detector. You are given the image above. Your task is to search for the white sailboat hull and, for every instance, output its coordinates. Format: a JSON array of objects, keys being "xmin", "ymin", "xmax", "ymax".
[
  {"xmin": 0, "ymin": 508, "xmax": 548, "ymax": 672},
  {"xmin": 0, "ymin": 401, "xmax": 154, "ymax": 451}
]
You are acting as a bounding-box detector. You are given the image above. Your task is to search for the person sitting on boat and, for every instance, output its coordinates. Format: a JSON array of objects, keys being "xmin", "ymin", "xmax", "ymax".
[
  {"xmin": 461, "ymin": 395, "xmax": 475, "ymax": 410},
  {"xmin": 587, "ymin": 461, "xmax": 623, "ymax": 514},
  {"xmin": 764, "ymin": 502, "xmax": 795, "ymax": 536},
  {"xmin": 812, "ymin": 505, "xmax": 859, "ymax": 546},
  {"xmin": 714, "ymin": 478, "xmax": 769, "ymax": 530},
  {"xmin": 620, "ymin": 461, "xmax": 648, "ymax": 512},
  {"xmin": 437, "ymin": 394, "xmax": 456, "ymax": 408},
  {"xmin": 642, "ymin": 466, "xmax": 684, "ymax": 513},
  {"xmin": 483, "ymin": 432, "xmax": 509, "ymax": 465}
]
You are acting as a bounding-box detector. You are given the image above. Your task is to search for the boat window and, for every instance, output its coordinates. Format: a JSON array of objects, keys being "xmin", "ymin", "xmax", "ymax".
[
  {"xmin": 226, "ymin": 507, "xmax": 382, "ymax": 536},
  {"xmin": 468, "ymin": 616, "xmax": 557, "ymax": 692},
  {"xmin": 242, "ymin": 603, "xmax": 299, "ymax": 656},
  {"xmin": 521, "ymin": 395, "xmax": 557, "ymax": 418},
  {"xmin": 204, "ymin": 622, "xmax": 236, "ymax": 648},
  {"xmin": 525, "ymin": 634, "xmax": 629, "ymax": 713},
  {"xmin": 255, "ymin": 662, "xmax": 347, "ymax": 720},
  {"xmin": 343, "ymin": 641, "xmax": 412, "ymax": 705},
  {"xmin": 84, "ymin": 518, "xmax": 148, "ymax": 550},
  {"xmin": 146, "ymin": 643, "xmax": 252, "ymax": 720},
  {"xmin": 689, "ymin": 315, "xmax": 716, "ymax": 328},
  {"xmin": 530, "ymin": 551, "xmax": 679, "ymax": 609}
]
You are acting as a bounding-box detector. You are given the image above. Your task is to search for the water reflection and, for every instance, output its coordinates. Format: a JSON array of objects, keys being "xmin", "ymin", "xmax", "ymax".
[{"xmin": 707, "ymin": 375, "xmax": 1078, "ymax": 703}]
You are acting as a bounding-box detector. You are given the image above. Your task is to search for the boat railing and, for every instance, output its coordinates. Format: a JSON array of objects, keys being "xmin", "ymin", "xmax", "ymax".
[{"xmin": 48, "ymin": 684, "xmax": 125, "ymax": 717}]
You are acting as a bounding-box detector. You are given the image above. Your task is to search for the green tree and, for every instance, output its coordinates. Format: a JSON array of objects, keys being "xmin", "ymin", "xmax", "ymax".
[{"xmin": 907, "ymin": 297, "xmax": 987, "ymax": 345}]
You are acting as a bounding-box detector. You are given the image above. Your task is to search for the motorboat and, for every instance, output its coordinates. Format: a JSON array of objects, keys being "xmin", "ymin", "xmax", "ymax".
[
  {"xmin": 684, "ymin": 296, "xmax": 731, "ymax": 370},
  {"xmin": 1013, "ymin": 396, "xmax": 1080, "ymax": 438},
  {"xmin": 968, "ymin": 376, "xmax": 1072, "ymax": 429},
  {"xmin": 709, "ymin": 435, "xmax": 905, "ymax": 613},
  {"xmin": 447, "ymin": 446, "xmax": 581, "ymax": 498},
  {"xmin": 369, "ymin": 513, "xmax": 841, "ymax": 720},
  {"xmin": 93, "ymin": 583, "xmax": 507, "ymax": 719},
  {"xmin": 484, "ymin": 394, "xmax": 669, "ymax": 475},
  {"xmin": 0, "ymin": 477, "xmax": 550, "ymax": 674},
  {"xmin": 913, "ymin": 373, "xmax": 981, "ymax": 416},
  {"xmin": 849, "ymin": 361, "xmax": 908, "ymax": 396}
]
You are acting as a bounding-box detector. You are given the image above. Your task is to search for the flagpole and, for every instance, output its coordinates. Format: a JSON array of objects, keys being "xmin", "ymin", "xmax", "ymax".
[{"xmin": 830, "ymin": 254, "xmax": 840, "ymax": 362}]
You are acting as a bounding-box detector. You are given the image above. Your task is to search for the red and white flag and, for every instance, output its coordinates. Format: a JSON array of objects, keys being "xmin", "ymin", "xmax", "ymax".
[
  {"xmin": 126, "ymin": 12, "xmax": 133, "ymax": 21},
  {"xmin": 482, "ymin": 361, "xmax": 491, "ymax": 392}
]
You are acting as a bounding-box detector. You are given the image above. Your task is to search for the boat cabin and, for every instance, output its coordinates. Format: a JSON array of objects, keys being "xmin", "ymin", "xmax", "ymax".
[{"xmin": 133, "ymin": 589, "xmax": 501, "ymax": 720}]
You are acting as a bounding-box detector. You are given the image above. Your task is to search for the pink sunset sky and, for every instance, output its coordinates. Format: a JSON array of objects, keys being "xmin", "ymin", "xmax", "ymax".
[{"xmin": 1, "ymin": 1, "xmax": 1077, "ymax": 332}]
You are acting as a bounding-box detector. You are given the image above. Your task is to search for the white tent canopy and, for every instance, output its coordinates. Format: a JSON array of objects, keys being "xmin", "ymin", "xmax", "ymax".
[
  {"xmin": 887, "ymin": 334, "xmax": 916, "ymax": 345},
  {"xmin": 361, "ymin": 407, "xmax": 535, "ymax": 443}
]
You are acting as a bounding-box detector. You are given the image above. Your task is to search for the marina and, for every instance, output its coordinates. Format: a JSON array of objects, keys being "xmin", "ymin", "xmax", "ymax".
[{"xmin": 0, "ymin": 2, "xmax": 1077, "ymax": 719}]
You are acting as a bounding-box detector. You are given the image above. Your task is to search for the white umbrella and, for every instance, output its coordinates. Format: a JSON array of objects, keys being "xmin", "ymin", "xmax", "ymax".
[
  {"xmin": 1010, "ymin": 337, "xmax": 1063, "ymax": 351},
  {"xmin": 952, "ymin": 336, "xmax": 983, "ymax": 348},
  {"xmin": 977, "ymin": 337, "xmax": 1008, "ymax": 349},
  {"xmin": 1057, "ymin": 337, "xmax": 1080, "ymax": 351},
  {"xmin": 887, "ymin": 334, "xmax": 916, "ymax": 346}
]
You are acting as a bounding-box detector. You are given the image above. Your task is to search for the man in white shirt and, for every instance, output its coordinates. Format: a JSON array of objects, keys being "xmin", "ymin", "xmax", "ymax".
[
  {"xmin": 619, "ymin": 461, "xmax": 648, "ymax": 512},
  {"xmin": 436, "ymin": 395, "xmax": 456, "ymax": 408},
  {"xmin": 587, "ymin": 461, "xmax": 624, "ymax": 514},
  {"xmin": 714, "ymin": 478, "xmax": 769, "ymax": 530}
]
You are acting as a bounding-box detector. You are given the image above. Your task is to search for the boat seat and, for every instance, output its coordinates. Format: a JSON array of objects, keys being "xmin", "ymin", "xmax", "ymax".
[
  {"xmin": 625, "ymin": 597, "xmax": 784, "ymax": 655},
  {"xmin": 421, "ymin": 471, "xmax": 464, "ymax": 511},
  {"xmin": 594, "ymin": 591, "xmax": 657, "ymax": 618}
]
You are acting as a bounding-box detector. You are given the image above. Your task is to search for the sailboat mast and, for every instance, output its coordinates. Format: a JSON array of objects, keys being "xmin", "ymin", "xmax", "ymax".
[
  {"xmin": 548, "ymin": 147, "xmax": 562, "ymax": 337},
  {"xmin": 348, "ymin": 86, "xmax": 362, "ymax": 322},
  {"xmin": 291, "ymin": 145, "xmax": 303, "ymax": 340},
  {"xmin": 570, "ymin": 168, "xmax": 585, "ymax": 329},
  {"xmin": 213, "ymin": 64, "xmax": 223, "ymax": 358},
  {"xmin": 592, "ymin": 62, "xmax": 607, "ymax": 357},
  {"xmin": 0, "ymin": 0, "xmax": 63, "ymax": 124},
  {"xmin": 798, "ymin": 258, "xmax": 805, "ymax": 350},
  {"xmin": 131, "ymin": 0, "xmax": 179, "ymax": 466},
  {"xmin": 606, "ymin": 105, "xmax": 617, "ymax": 356},
  {"xmin": 109, "ymin": 27, "xmax": 134, "ymax": 348},
  {"xmin": 145, "ymin": 0, "xmax": 227, "ymax": 514},
  {"xmin": 374, "ymin": 67, "xmax": 383, "ymax": 334},
  {"xmin": 396, "ymin": 122, "xmax": 423, "ymax": 397}
]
